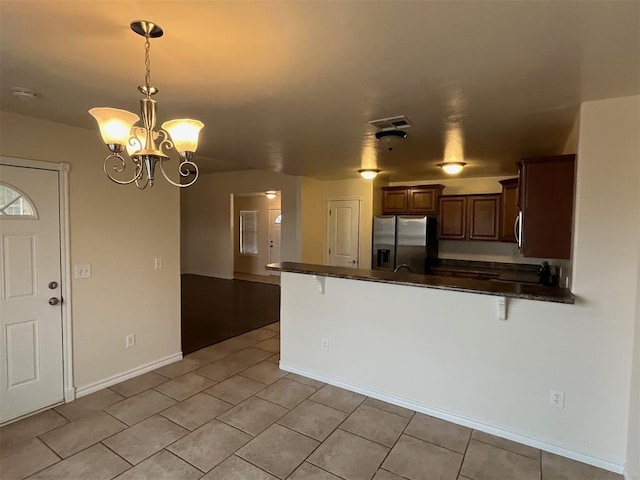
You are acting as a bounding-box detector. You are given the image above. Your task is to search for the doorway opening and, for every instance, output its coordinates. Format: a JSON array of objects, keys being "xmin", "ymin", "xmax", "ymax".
[{"xmin": 233, "ymin": 191, "xmax": 281, "ymax": 285}]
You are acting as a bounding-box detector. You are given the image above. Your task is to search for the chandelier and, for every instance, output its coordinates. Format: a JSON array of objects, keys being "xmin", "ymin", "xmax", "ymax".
[{"xmin": 89, "ymin": 20, "xmax": 204, "ymax": 189}]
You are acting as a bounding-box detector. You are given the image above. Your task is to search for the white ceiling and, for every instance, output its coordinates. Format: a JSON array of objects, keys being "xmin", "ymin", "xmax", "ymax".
[{"xmin": 1, "ymin": 1, "xmax": 638, "ymax": 181}]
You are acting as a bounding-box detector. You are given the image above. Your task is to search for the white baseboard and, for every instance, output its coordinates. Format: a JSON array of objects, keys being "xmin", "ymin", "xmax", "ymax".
[
  {"xmin": 280, "ymin": 362, "xmax": 625, "ymax": 475},
  {"xmin": 183, "ymin": 271, "xmax": 233, "ymax": 280},
  {"xmin": 75, "ymin": 353, "xmax": 183, "ymax": 398},
  {"xmin": 64, "ymin": 387, "xmax": 75, "ymax": 402}
]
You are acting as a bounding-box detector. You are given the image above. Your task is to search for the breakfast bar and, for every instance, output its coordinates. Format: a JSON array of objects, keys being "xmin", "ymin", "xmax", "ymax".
[
  {"xmin": 266, "ymin": 262, "xmax": 575, "ymax": 304},
  {"xmin": 267, "ymin": 261, "xmax": 587, "ymax": 468}
]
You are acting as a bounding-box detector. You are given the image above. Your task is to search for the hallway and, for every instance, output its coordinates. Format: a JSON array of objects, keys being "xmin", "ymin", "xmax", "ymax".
[{"xmin": 181, "ymin": 275, "xmax": 280, "ymax": 355}]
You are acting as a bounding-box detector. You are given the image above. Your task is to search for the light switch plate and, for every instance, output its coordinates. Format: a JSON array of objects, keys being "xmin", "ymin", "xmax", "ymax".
[{"xmin": 74, "ymin": 264, "xmax": 91, "ymax": 279}]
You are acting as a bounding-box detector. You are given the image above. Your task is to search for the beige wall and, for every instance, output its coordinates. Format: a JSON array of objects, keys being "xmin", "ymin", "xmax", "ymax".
[
  {"xmin": 301, "ymin": 178, "xmax": 325, "ymax": 265},
  {"xmin": 181, "ymin": 170, "xmax": 301, "ymax": 278},
  {"xmin": 626, "ymin": 107, "xmax": 640, "ymax": 480},
  {"xmin": 281, "ymin": 95, "xmax": 640, "ymax": 473},
  {"xmin": 233, "ymin": 194, "xmax": 281, "ymax": 276},
  {"xmin": 0, "ymin": 112, "xmax": 181, "ymax": 391},
  {"xmin": 300, "ymin": 177, "xmax": 374, "ymax": 269},
  {"xmin": 628, "ymin": 254, "xmax": 640, "ymax": 479}
]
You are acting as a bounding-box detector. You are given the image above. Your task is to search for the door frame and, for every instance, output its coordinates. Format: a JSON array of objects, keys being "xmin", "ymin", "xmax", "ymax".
[
  {"xmin": 267, "ymin": 208, "xmax": 282, "ymax": 268},
  {"xmin": 326, "ymin": 197, "xmax": 361, "ymax": 267},
  {"xmin": 0, "ymin": 156, "xmax": 74, "ymax": 407}
]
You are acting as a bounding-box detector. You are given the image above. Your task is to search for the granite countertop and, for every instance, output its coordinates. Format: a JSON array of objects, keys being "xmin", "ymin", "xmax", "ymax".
[{"xmin": 266, "ymin": 262, "xmax": 575, "ymax": 305}]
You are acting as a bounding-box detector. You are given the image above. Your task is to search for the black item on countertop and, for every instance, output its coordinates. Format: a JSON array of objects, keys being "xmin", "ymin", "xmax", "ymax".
[{"xmin": 538, "ymin": 262, "xmax": 558, "ymax": 286}]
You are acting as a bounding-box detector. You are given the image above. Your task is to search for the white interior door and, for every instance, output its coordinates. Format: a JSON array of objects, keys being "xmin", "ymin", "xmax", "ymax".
[
  {"xmin": 327, "ymin": 199, "xmax": 360, "ymax": 268},
  {"xmin": 0, "ymin": 165, "xmax": 64, "ymax": 423},
  {"xmin": 268, "ymin": 209, "xmax": 281, "ymax": 276}
]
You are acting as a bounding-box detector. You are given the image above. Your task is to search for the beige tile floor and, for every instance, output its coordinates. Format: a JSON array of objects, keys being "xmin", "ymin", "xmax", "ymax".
[{"xmin": 0, "ymin": 322, "xmax": 623, "ymax": 480}]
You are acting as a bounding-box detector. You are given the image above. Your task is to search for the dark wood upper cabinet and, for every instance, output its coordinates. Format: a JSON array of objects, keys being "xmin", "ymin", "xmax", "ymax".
[
  {"xmin": 407, "ymin": 185, "xmax": 444, "ymax": 214},
  {"xmin": 438, "ymin": 194, "xmax": 500, "ymax": 241},
  {"xmin": 520, "ymin": 154, "xmax": 576, "ymax": 259},
  {"xmin": 499, "ymin": 178, "xmax": 519, "ymax": 242},
  {"xmin": 467, "ymin": 195, "xmax": 501, "ymax": 241},
  {"xmin": 381, "ymin": 188, "xmax": 408, "ymax": 214},
  {"xmin": 382, "ymin": 185, "xmax": 444, "ymax": 215},
  {"xmin": 438, "ymin": 196, "xmax": 467, "ymax": 240}
]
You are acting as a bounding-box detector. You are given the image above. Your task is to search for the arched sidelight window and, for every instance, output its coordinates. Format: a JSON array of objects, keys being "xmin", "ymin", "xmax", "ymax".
[{"xmin": 0, "ymin": 183, "xmax": 37, "ymax": 218}]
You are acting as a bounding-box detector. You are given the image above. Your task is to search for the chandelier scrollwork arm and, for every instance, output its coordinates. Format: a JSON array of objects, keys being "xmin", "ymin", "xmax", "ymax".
[
  {"xmin": 157, "ymin": 129, "xmax": 174, "ymax": 153},
  {"xmin": 159, "ymin": 157, "xmax": 199, "ymax": 188},
  {"xmin": 103, "ymin": 153, "xmax": 144, "ymax": 185}
]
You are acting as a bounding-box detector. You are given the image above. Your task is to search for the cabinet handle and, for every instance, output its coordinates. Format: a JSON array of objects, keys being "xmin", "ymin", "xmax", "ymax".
[
  {"xmin": 515, "ymin": 211, "xmax": 523, "ymax": 248},
  {"xmin": 513, "ymin": 216, "xmax": 519, "ymax": 242}
]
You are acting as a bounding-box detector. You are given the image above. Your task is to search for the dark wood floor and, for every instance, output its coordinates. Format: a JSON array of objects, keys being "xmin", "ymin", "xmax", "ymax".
[{"xmin": 181, "ymin": 274, "xmax": 280, "ymax": 354}]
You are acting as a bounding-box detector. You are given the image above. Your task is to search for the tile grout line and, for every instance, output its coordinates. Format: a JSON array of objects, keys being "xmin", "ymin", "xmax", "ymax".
[
  {"xmin": 470, "ymin": 435, "xmax": 542, "ymax": 462},
  {"xmin": 99, "ymin": 440, "xmax": 137, "ymax": 471},
  {"xmin": 456, "ymin": 426, "xmax": 474, "ymax": 479}
]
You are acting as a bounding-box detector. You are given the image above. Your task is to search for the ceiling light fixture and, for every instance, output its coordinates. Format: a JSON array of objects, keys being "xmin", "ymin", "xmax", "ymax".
[
  {"xmin": 358, "ymin": 169, "xmax": 381, "ymax": 180},
  {"xmin": 438, "ymin": 162, "xmax": 466, "ymax": 175},
  {"xmin": 375, "ymin": 130, "xmax": 407, "ymax": 151},
  {"xmin": 89, "ymin": 20, "xmax": 204, "ymax": 190},
  {"xmin": 265, "ymin": 191, "xmax": 277, "ymax": 200}
]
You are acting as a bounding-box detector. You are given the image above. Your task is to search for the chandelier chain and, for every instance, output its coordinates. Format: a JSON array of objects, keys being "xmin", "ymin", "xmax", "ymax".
[{"xmin": 144, "ymin": 35, "xmax": 151, "ymax": 87}]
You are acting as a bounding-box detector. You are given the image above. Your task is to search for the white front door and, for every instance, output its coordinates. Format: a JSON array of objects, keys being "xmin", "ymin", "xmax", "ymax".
[
  {"xmin": 327, "ymin": 199, "xmax": 360, "ymax": 268},
  {"xmin": 268, "ymin": 209, "xmax": 282, "ymax": 275},
  {"xmin": 0, "ymin": 165, "xmax": 64, "ymax": 423}
]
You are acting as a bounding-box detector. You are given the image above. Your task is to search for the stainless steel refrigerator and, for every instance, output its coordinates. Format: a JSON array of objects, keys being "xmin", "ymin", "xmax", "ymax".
[{"xmin": 372, "ymin": 215, "xmax": 438, "ymax": 274}]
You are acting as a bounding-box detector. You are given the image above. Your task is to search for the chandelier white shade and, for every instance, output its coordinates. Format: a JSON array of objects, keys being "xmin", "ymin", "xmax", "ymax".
[
  {"xmin": 161, "ymin": 119, "xmax": 204, "ymax": 154},
  {"xmin": 89, "ymin": 108, "xmax": 140, "ymax": 146},
  {"xmin": 89, "ymin": 20, "xmax": 204, "ymax": 189}
]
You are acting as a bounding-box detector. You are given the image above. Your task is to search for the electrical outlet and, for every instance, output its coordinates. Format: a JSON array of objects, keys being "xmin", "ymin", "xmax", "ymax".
[
  {"xmin": 74, "ymin": 264, "xmax": 91, "ymax": 279},
  {"xmin": 125, "ymin": 334, "xmax": 135, "ymax": 349},
  {"xmin": 550, "ymin": 389, "xmax": 565, "ymax": 408},
  {"xmin": 154, "ymin": 256, "xmax": 163, "ymax": 270},
  {"xmin": 321, "ymin": 338, "xmax": 329, "ymax": 351}
]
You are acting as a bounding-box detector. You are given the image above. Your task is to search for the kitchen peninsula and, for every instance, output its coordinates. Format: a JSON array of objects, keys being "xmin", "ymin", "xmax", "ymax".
[
  {"xmin": 266, "ymin": 261, "xmax": 574, "ymax": 304},
  {"xmin": 266, "ymin": 260, "xmax": 588, "ymax": 471}
]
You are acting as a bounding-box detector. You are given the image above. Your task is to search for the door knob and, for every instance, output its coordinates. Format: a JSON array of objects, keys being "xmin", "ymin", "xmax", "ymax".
[
  {"xmin": 48, "ymin": 297, "xmax": 61, "ymax": 306},
  {"xmin": 48, "ymin": 281, "xmax": 59, "ymax": 289}
]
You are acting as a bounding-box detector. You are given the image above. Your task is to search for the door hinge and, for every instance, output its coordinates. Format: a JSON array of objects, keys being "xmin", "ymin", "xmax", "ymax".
[
  {"xmin": 328, "ymin": 248, "xmax": 331, "ymax": 255},
  {"xmin": 329, "ymin": 209, "xmax": 332, "ymax": 216}
]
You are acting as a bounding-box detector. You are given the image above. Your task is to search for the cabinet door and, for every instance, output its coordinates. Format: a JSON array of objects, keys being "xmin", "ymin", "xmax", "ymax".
[
  {"xmin": 408, "ymin": 187, "xmax": 438, "ymax": 214},
  {"xmin": 382, "ymin": 189, "xmax": 408, "ymax": 214},
  {"xmin": 438, "ymin": 196, "xmax": 466, "ymax": 240},
  {"xmin": 521, "ymin": 155, "xmax": 575, "ymax": 259},
  {"xmin": 467, "ymin": 195, "xmax": 500, "ymax": 241},
  {"xmin": 499, "ymin": 179, "xmax": 519, "ymax": 242}
]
